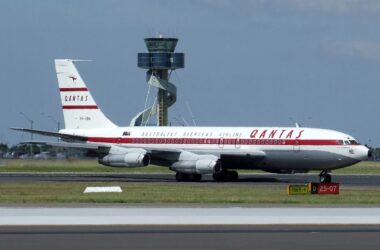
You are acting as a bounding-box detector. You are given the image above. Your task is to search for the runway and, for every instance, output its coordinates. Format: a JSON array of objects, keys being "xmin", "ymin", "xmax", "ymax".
[
  {"xmin": 0, "ymin": 172, "xmax": 379, "ymax": 186},
  {"xmin": 2, "ymin": 207, "xmax": 380, "ymax": 225},
  {"xmin": 1, "ymin": 207, "xmax": 380, "ymax": 249},
  {"xmin": 1, "ymin": 225, "xmax": 380, "ymax": 250}
]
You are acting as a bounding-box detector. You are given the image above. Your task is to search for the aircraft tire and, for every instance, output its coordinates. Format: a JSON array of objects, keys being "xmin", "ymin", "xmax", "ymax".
[
  {"xmin": 229, "ymin": 171, "xmax": 239, "ymax": 181},
  {"xmin": 319, "ymin": 173, "xmax": 332, "ymax": 183},
  {"xmin": 175, "ymin": 172, "xmax": 186, "ymax": 181},
  {"xmin": 212, "ymin": 172, "xmax": 224, "ymax": 182},
  {"xmin": 176, "ymin": 173, "xmax": 202, "ymax": 182},
  {"xmin": 190, "ymin": 174, "xmax": 202, "ymax": 182},
  {"xmin": 213, "ymin": 171, "xmax": 238, "ymax": 182}
]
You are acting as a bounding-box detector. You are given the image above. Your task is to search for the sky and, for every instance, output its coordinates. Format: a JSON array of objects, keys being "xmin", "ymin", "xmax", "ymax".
[{"xmin": 0, "ymin": 0, "xmax": 380, "ymax": 146}]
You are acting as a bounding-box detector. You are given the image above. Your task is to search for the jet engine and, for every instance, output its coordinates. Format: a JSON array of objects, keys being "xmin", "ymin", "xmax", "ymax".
[
  {"xmin": 170, "ymin": 152, "xmax": 220, "ymax": 174},
  {"xmin": 98, "ymin": 146, "xmax": 150, "ymax": 167},
  {"xmin": 171, "ymin": 159, "xmax": 218, "ymax": 174}
]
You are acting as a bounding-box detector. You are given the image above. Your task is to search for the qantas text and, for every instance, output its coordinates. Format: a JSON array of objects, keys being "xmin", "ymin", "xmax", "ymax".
[
  {"xmin": 250, "ymin": 129, "xmax": 304, "ymax": 139},
  {"xmin": 64, "ymin": 95, "xmax": 89, "ymax": 102}
]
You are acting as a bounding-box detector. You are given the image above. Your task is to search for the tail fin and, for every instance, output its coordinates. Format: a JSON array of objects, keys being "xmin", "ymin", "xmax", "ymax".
[{"xmin": 55, "ymin": 59, "xmax": 116, "ymax": 129}]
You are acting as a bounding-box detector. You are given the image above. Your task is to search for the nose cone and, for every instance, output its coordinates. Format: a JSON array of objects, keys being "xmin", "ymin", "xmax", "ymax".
[{"xmin": 356, "ymin": 145, "xmax": 370, "ymax": 161}]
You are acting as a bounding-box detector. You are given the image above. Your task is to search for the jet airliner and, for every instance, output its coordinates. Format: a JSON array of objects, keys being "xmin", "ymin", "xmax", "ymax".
[{"xmin": 13, "ymin": 59, "xmax": 371, "ymax": 183}]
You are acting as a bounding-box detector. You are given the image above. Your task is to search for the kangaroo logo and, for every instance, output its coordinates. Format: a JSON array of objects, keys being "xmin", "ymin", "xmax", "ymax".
[{"xmin": 68, "ymin": 76, "xmax": 77, "ymax": 82}]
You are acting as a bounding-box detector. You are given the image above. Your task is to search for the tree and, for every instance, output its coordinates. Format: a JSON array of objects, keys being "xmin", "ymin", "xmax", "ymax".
[{"xmin": 0, "ymin": 143, "xmax": 8, "ymax": 153}]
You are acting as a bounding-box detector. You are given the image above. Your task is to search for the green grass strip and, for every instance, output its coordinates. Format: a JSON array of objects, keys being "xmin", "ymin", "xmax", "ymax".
[{"xmin": 1, "ymin": 182, "xmax": 380, "ymax": 204}]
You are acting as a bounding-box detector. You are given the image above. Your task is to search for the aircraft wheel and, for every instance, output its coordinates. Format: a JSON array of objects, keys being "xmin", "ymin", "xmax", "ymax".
[
  {"xmin": 175, "ymin": 172, "xmax": 186, "ymax": 181},
  {"xmin": 212, "ymin": 172, "xmax": 224, "ymax": 182},
  {"xmin": 190, "ymin": 174, "xmax": 202, "ymax": 182},
  {"xmin": 184, "ymin": 174, "xmax": 202, "ymax": 181},
  {"xmin": 229, "ymin": 171, "xmax": 239, "ymax": 181},
  {"xmin": 319, "ymin": 173, "xmax": 332, "ymax": 183},
  {"xmin": 213, "ymin": 171, "xmax": 238, "ymax": 182}
]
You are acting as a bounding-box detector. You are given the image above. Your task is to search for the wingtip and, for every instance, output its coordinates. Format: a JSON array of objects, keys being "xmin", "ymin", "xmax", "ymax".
[{"xmin": 9, "ymin": 127, "xmax": 24, "ymax": 131}]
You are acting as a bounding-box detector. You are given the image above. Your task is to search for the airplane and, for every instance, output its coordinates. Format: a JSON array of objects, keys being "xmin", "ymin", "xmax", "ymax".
[{"xmin": 12, "ymin": 59, "xmax": 371, "ymax": 183}]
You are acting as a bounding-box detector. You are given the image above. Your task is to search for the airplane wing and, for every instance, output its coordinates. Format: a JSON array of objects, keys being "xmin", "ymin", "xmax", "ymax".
[
  {"xmin": 10, "ymin": 128, "xmax": 87, "ymax": 142},
  {"xmin": 19, "ymin": 140, "xmax": 100, "ymax": 150},
  {"xmin": 12, "ymin": 128, "xmax": 266, "ymax": 169}
]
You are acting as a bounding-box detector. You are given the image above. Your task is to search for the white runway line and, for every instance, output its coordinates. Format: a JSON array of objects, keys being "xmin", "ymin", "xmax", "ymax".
[
  {"xmin": 1, "ymin": 207, "xmax": 380, "ymax": 225},
  {"xmin": 83, "ymin": 186, "xmax": 122, "ymax": 193}
]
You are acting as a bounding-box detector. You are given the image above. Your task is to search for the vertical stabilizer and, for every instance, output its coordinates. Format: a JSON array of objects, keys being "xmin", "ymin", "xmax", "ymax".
[{"xmin": 55, "ymin": 59, "xmax": 116, "ymax": 129}]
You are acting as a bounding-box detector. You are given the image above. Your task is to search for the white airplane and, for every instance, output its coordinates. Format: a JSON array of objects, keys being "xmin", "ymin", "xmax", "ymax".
[{"xmin": 13, "ymin": 59, "xmax": 370, "ymax": 183}]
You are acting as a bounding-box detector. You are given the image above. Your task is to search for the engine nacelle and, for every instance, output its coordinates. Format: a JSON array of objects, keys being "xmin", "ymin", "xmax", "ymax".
[
  {"xmin": 99, "ymin": 152, "xmax": 150, "ymax": 167},
  {"xmin": 171, "ymin": 158, "xmax": 218, "ymax": 174}
]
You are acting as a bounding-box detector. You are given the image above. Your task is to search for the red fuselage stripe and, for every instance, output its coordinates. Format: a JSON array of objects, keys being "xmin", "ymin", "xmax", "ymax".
[
  {"xmin": 59, "ymin": 88, "xmax": 88, "ymax": 92},
  {"xmin": 62, "ymin": 105, "xmax": 98, "ymax": 109},
  {"xmin": 86, "ymin": 137, "xmax": 354, "ymax": 146}
]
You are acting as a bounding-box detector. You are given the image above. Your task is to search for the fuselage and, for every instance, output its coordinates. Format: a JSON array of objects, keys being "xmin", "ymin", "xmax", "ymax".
[{"xmin": 60, "ymin": 126, "xmax": 369, "ymax": 172}]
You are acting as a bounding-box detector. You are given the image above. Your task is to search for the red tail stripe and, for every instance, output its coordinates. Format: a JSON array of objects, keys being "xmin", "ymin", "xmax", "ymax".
[
  {"xmin": 63, "ymin": 105, "xmax": 98, "ymax": 109},
  {"xmin": 60, "ymin": 88, "xmax": 88, "ymax": 92}
]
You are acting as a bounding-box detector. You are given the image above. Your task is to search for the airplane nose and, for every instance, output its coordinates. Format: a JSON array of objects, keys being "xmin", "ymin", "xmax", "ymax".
[{"xmin": 356, "ymin": 146, "xmax": 371, "ymax": 161}]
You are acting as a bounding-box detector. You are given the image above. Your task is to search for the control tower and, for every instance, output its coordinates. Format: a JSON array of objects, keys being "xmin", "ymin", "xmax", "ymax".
[{"xmin": 130, "ymin": 37, "xmax": 184, "ymax": 126}]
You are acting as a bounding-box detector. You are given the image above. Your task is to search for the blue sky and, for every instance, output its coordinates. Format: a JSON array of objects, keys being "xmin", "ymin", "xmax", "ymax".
[{"xmin": 1, "ymin": 0, "xmax": 380, "ymax": 146}]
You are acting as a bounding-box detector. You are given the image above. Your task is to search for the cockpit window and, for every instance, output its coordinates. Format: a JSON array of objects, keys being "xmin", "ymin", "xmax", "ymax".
[
  {"xmin": 349, "ymin": 140, "xmax": 359, "ymax": 145},
  {"xmin": 342, "ymin": 140, "xmax": 360, "ymax": 145},
  {"xmin": 337, "ymin": 140, "xmax": 344, "ymax": 145}
]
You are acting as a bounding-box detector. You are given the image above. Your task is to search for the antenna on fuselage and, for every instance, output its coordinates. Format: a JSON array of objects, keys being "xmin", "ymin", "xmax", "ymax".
[{"xmin": 289, "ymin": 117, "xmax": 301, "ymax": 128}]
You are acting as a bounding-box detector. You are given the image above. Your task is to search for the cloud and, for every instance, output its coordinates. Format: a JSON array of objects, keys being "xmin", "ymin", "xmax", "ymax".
[{"xmin": 331, "ymin": 40, "xmax": 380, "ymax": 62}]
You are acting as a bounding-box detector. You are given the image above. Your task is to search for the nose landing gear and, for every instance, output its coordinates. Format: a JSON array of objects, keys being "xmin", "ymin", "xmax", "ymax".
[{"xmin": 319, "ymin": 170, "xmax": 332, "ymax": 183}]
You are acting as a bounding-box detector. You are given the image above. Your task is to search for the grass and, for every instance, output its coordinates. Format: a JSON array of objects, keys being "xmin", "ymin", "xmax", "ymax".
[
  {"xmin": 333, "ymin": 161, "xmax": 380, "ymax": 174},
  {"xmin": 0, "ymin": 159, "xmax": 379, "ymax": 174},
  {"xmin": 0, "ymin": 182, "xmax": 380, "ymax": 204}
]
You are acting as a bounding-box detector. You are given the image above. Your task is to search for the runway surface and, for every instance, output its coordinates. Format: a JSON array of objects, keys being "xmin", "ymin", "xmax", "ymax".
[
  {"xmin": 2, "ymin": 207, "xmax": 380, "ymax": 225},
  {"xmin": 1, "ymin": 225, "xmax": 380, "ymax": 250},
  {"xmin": 0, "ymin": 172, "xmax": 379, "ymax": 186}
]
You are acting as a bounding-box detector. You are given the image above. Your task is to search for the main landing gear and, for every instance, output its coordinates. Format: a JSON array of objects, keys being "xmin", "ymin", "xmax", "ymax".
[
  {"xmin": 175, "ymin": 172, "xmax": 202, "ymax": 182},
  {"xmin": 319, "ymin": 170, "xmax": 332, "ymax": 183},
  {"xmin": 175, "ymin": 170, "xmax": 239, "ymax": 182},
  {"xmin": 212, "ymin": 170, "xmax": 239, "ymax": 182}
]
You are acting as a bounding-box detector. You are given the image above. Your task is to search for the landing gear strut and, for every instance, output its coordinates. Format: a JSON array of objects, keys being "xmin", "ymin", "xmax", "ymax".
[
  {"xmin": 175, "ymin": 172, "xmax": 202, "ymax": 182},
  {"xmin": 319, "ymin": 170, "xmax": 332, "ymax": 183},
  {"xmin": 212, "ymin": 170, "xmax": 239, "ymax": 182}
]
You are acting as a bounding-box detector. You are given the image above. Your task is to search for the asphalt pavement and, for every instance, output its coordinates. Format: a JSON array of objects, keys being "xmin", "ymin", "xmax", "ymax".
[
  {"xmin": 0, "ymin": 172, "xmax": 379, "ymax": 186},
  {"xmin": 1, "ymin": 225, "xmax": 379, "ymax": 250}
]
